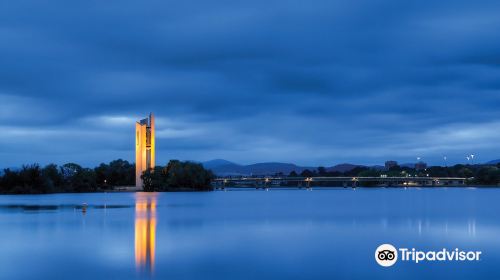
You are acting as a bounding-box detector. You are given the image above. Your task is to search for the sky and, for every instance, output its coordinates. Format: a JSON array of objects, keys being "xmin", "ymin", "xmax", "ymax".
[{"xmin": 1, "ymin": 0, "xmax": 500, "ymax": 168}]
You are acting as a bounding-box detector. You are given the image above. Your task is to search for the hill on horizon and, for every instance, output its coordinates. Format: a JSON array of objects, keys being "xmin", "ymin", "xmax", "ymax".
[
  {"xmin": 201, "ymin": 157, "xmax": 500, "ymax": 177},
  {"xmin": 201, "ymin": 160, "xmax": 361, "ymax": 176},
  {"xmin": 201, "ymin": 159, "xmax": 238, "ymax": 169}
]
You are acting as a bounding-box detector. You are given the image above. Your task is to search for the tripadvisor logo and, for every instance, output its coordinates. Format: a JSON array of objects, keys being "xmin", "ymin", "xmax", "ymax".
[
  {"xmin": 375, "ymin": 244, "xmax": 482, "ymax": 267},
  {"xmin": 375, "ymin": 244, "xmax": 398, "ymax": 267}
]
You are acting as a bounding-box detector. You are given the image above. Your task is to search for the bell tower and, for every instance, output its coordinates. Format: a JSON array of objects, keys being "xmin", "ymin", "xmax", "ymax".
[{"xmin": 135, "ymin": 113, "xmax": 155, "ymax": 187}]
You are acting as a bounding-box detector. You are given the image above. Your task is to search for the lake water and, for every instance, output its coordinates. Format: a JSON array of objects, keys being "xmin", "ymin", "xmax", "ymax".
[{"xmin": 0, "ymin": 188, "xmax": 499, "ymax": 280}]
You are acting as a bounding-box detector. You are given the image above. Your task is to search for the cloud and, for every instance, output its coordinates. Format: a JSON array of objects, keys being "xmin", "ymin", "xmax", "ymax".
[{"xmin": 1, "ymin": 0, "xmax": 500, "ymax": 167}]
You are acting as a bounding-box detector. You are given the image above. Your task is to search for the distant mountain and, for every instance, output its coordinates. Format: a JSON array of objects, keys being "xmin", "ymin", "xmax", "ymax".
[
  {"xmin": 327, "ymin": 163, "xmax": 361, "ymax": 173},
  {"xmin": 370, "ymin": 165, "xmax": 385, "ymax": 171},
  {"xmin": 242, "ymin": 162, "xmax": 315, "ymax": 176},
  {"xmin": 205, "ymin": 162, "xmax": 314, "ymax": 176},
  {"xmin": 201, "ymin": 159, "xmax": 500, "ymax": 175},
  {"xmin": 202, "ymin": 159, "xmax": 239, "ymax": 169},
  {"xmin": 202, "ymin": 160, "xmax": 364, "ymax": 176}
]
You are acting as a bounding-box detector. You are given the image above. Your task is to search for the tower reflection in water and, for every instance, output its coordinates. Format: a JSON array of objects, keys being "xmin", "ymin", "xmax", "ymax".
[{"xmin": 135, "ymin": 193, "xmax": 157, "ymax": 275}]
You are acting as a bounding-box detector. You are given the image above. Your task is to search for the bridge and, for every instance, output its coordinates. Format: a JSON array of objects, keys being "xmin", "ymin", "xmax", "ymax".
[{"xmin": 212, "ymin": 176, "xmax": 467, "ymax": 189}]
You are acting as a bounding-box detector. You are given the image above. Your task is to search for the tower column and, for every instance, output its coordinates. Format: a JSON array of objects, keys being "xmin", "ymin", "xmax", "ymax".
[{"xmin": 136, "ymin": 113, "xmax": 155, "ymax": 188}]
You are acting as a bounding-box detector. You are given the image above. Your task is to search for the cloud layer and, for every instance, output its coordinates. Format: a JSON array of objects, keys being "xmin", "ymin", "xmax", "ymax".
[{"xmin": 1, "ymin": 0, "xmax": 500, "ymax": 167}]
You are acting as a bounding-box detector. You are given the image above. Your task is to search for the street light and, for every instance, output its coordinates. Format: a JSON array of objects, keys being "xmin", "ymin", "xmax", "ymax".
[{"xmin": 304, "ymin": 177, "xmax": 313, "ymax": 189}]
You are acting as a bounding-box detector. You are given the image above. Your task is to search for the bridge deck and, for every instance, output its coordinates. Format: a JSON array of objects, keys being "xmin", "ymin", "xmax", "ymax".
[{"xmin": 213, "ymin": 176, "xmax": 467, "ymax": 187}]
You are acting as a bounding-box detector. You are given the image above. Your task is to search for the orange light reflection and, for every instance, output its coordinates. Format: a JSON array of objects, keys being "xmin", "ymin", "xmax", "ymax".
[{"xmin": 135, "ymin": 193, "xmax": 157, "ymax": 275}]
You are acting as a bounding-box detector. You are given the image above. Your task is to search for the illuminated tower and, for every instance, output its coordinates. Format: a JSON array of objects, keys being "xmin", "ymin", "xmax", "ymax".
[{"xmin": 136, "ymin": 113, "xmax": 155, "ymax": 187}]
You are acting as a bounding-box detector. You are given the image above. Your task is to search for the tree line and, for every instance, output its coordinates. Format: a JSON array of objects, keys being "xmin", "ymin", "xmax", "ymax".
[
  {"xmin": 0, "ymin": 159, "xmax": 214, "ymax": 194},
  {"xmin": 287, "ymin": 164, "xmax": 500, "ymax": 185},
  {"xmin": 142, "ymin": 160, "xmax": 214, "ymax": 192}
]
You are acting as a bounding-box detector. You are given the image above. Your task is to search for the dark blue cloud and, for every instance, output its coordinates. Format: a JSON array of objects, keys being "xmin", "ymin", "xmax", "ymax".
[{"xmin": 1, "ymin": 0, "xmax": 500, "ymax": 167}]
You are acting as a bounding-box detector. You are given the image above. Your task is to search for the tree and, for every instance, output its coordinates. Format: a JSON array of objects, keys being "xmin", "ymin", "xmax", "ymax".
[
  {"xmin": 0, "ymin": 168, "xmax": 20, "ymax": 193},
  {"xmin": 426, "ymin": 166, "xmax": 449, "ymax": 177},
  {"xmin": 10, "ymin": 164, "xmax": 44, "ymax": 193},
  {"xmin": 41, "ymin": 164, "xmax": 62, "ymax": 193},
  {"xmin": 142, "ymin": 167, "xmax": 164, "ymax": 192},
  {"xmin": 94, "ymin": 163, "xmax": 108, "ymax": 187},
  {"xmin": 59, "ymin": 163, "xmax": 97, "ymax": 192},
  {"xmin": 457, "ymin": 167, "xmax": 474, "ymax": 178},
  {"xmin": 142, "ymin": 160, "xmax": 214, "ymax": 191},
  {"xmin": 300, "ymin": 169, "xmax": 314, "ymax": 177},
  {"xmin": 94, "ymin": 159, "xmax": 135, "ymax": 188},
  {"xmin": 357, "ymin": 169, "xmax": 380, "ymax": 177},
  {"xmin": 60, "ymin": 163, "xmax": 83, "ymax": 181},
  {"xmin": 72, "ymin": 168, "xmax": 97, "ymax": 192},
  {"xmin": 344, "ymin": 166, "xmax": 369, "ymax": 177},
  {"xmin": 474, "ymin": 167, "xmax": 500, "ymax": 185},
  {"xmin": 317, "ymin": 167, "xmax": 327, "ymax": 176}
]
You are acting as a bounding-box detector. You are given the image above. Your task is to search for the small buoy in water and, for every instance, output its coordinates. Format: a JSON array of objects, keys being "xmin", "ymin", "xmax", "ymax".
[{"xmin": 82, "ymin": 203, "xmax": 88, "ymax": 214}]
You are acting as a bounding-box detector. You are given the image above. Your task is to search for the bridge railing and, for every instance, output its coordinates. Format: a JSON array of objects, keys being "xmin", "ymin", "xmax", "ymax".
[{"xmin": 212, "ymin": 176, "xmax": 467, "ymax": 187}]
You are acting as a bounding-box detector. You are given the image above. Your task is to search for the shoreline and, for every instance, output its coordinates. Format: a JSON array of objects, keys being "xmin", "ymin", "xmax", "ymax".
[{"xmin": 2, "ymin": 185, "xmax": 500, "ymax": 196}]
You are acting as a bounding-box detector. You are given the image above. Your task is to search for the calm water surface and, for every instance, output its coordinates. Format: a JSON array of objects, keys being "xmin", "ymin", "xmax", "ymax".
[{"xmin": 0, "ymin": 188, "xmax": 499, "ymax": 280}]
